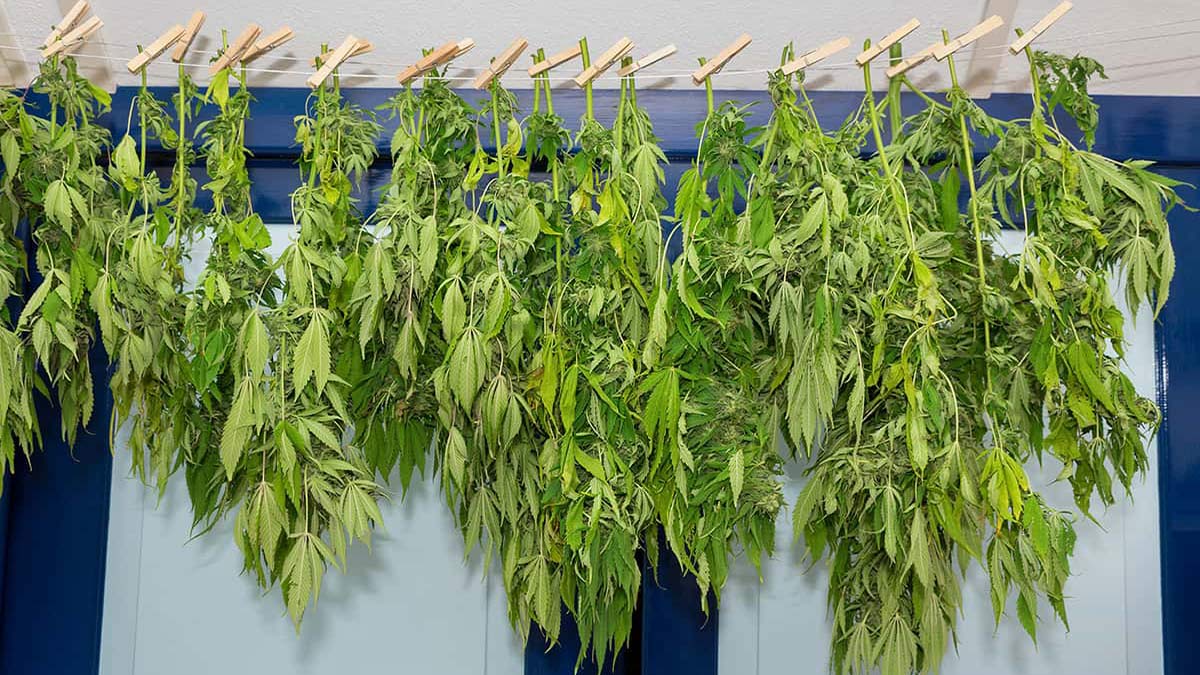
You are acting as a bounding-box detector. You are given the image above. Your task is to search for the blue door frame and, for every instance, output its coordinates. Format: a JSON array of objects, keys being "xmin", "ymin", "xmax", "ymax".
[{"xmin": 0, "ymin": 86, "xmax": 1197, "ymax": 675}]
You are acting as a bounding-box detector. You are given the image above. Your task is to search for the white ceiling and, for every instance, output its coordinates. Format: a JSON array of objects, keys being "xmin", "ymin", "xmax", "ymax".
[{"xmin": 3, "ymin": 0, "xmax": 1198, "ymax": 95}]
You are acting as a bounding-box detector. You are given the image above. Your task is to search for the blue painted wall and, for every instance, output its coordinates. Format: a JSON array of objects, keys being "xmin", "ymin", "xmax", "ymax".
[{"xmin": 0, "ymin": 360, "xmax": 113, "ymax": 675}]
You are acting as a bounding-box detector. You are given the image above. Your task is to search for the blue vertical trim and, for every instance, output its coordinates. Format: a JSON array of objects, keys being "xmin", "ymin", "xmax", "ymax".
[
  {"xmin": 0, "ymin": 478, "xmax": 9, "ymax": 614},
  {"xmin": 525, "ymin": 606, "xmax": 630, "ymax": 675},
  {"xmin": 0, "ymin": 368, "xmax": 113, "ymax": 675},
  {"xmin": 1152, "ymin": 166, "xmax": 1200, "ymax": 675},
  {"xmin": 641, "ymin": 534, "xmax": 718, "ymax": 674},
  {"xmin": 0, "ymin": 210, "xmax": 114, "ymax": 673}
]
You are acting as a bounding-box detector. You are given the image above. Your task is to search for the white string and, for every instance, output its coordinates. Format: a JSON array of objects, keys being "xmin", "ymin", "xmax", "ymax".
[{"xmin": 8, "ymin": 15, "xmax": 1200, "ymax": 84}]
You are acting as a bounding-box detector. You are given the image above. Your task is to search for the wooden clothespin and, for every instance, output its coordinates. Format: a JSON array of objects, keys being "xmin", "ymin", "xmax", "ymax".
[
  {"xmin": 885, "ymin": 41, "xmax": 939, "ymax": 78},
  {"xmin": 171, "ymin": 11, "xmax": 206, "ymax": 62},
  {"xmin": 310, "ymin": 38, "xmax": 372, "ymax": 67},
  {"xmin": 43, "ymin": 16, "xmax": 103, "ymax": 58},
  {"xmin": 241, "ymin": 26, "xmax": 294, "ymax": 65},
  {"xmin": 933, "ymin": 15, "xmax": 1004, "ymax": 60},
  {"xmin": 528, "ymin": 44, "xmax": 582, "ymax": 77},
  {"xmin": 453, "ymin": 39, "xmax": 475, "ymax": 57},
  {"xmin": 42, "ymin": 0, "xmax": 90, "ymax": 48},
  {"xmin": 1010, "ymin": 2, "xmax": 1073, "ymax": 54},
  {"xmin": 691, "ymin": 34, "xmax": 752, "ymax": 85},
  {"xmin": 781, "ymin": 36, "xmax": 850, "ymax": 75},
  {"xmin": 307, "ymin": 35, "xmax": 363, "ymax": 88},
  {"xmin": 617, "ymin": 44, "xmax": 677, "ymax": 77},
  {"xmin": 208, "ymin": 24, "xmax": 261, "ymax": 74},
  {"xmin": 855, "ymin": 18, "xmax": 920, "ymax": 65},
  {"xmin": 472, "ymin": 38, "xmax": 529, "ymax": 89},
  {"xmin": 398, "ymin": 39, "xmax": 461, "ymax": 85},
  {"xmin": 126, "ymin": 23, "xmax": 185, "ymax": 73},
  {"xmin": 573, "ymin": 37, "xmax": 633, "ymax": 87}
]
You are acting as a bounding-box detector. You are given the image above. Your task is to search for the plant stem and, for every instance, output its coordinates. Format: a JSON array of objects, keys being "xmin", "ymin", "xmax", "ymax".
[
  {"xmin": 173, "ymin": 64, "xmax": 187, "ymax": 259},
  {"xmin": 944, "ymin": 31, "xmax": 999, "ymax": 420},
  {"xmin": 138, "ymin": 70, "xmax": 148, "ymax": 171},
  {"xmin": 702, "ymin": 58, "xmax": 714, "ymax": 116},
  {"xmin": 901, "ymin": 80, "xmax": 949, "ymax": 111},
  {"xmin": 861, "ymin": 56, "xmax": 915, "ymax": 253},
  {"xmin": 308, "ymin": 44, "xmax": 328, "ymax": 190},
  {"xmin": 1015, "ymin": 29, "xmax": 1046, "ymax": 121},
  {"xmin": 887, "ymin": 43, "xmax": 903, "ymax": 138},
  {"xmin": 491, "ymin": 83, "xmax": 504, "ymax": 179},
  {"xmin": 532, "ymin": 49, "xmax": 544, "ymax": 115},
  {"xmin": 579, "ymin": 38, "xmax": 593, "ymax": 121}
]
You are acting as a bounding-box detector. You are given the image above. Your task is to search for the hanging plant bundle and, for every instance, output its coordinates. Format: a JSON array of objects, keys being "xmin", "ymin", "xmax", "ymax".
[
  {"xmin": 539, "ymin": 51, "xmax": 656, "ymax": 661},
  {"xmin": 0, "ymin": 21, "xmax": 1182, "ymax": 675},
  {"xmin": 194, "ymin": 52, "xmax": 389, "ymax": 625},
  {"xmin": 97, "ymin": 63, "xmax": 203, "ymax": 494},
  {"xmin": 352, "ymin": 72, "xmax": 474, "ymax": 489},
  {"xmin": 179, "ymin": 54, "xmax": 278, "ymax": 540},
  {"xmin": 0, "ymin": 90, "xmax": 41, "ymax": 487},
  {"xmin": 263, "ymin": 61, "xmax": 388, "ymax": 625},
  {"xmin": 661, "ymin": 77, "xmax": 784, "ymax": 610},
  {"xmin": 13, "ymin": 55, "xmax": 117, "ymax": 446},
  {"xmin": 769, "ymin": 45, "xmax": 1180, "ymax": 675},
  {"xmin": 439, "ymin": 70, "xmax": 577, "ymax": 650}
]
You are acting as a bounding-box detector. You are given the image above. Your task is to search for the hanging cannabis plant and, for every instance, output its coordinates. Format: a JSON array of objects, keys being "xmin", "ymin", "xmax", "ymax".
[
  {"xmin": 437, "ymin": 59, "xmax": 572, "ymax": 651},
  {"xmin": 777, "ymin": 41, "xmax": 1179, "ymax": 675},
  {"xmin": 0, "ymin": 90, "xmax": 40, "ymax": 490},
  {"xmin": 351, "ymin": 71, "xmax": 473, "ymax": 490},
  {"xmin": 261, "ymin": 57, "xmax": 387, "ymax": 625},
  {"xmin": 660, "ymin": 65, "xmax": 783, "ymax": 610},
  {"xmin": 14, "ymin": 54, "xmax": 117, "ymax": 446},
  {"xmin": 96, "ymin": 61, "xmax": 202, "ymax": 494},
  {"xmin": 179, "ymin": 49, "xmax": 277, "ymax": 544}
]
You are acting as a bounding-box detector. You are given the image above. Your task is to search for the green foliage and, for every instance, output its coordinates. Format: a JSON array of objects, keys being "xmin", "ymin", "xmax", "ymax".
[
  {"xmin": 0, "ymin": 90, "xmax": 42, "ymax": 491},
  {"xmin": 101, "ymin": 66, "xmax": 202, "ymax": 495},
  {"xmin": 14, "ymin": 56, "xmax": 116, "ymax": 447},
  {"xmin": 0, "ymin": 37, "xmax": 1179, "ymax": 675}
]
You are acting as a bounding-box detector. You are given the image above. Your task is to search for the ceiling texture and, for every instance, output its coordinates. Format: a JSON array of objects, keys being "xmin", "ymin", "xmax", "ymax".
[{"xmin": 3, "ymin": 0, "xmax": 1198, "ymax": 96}]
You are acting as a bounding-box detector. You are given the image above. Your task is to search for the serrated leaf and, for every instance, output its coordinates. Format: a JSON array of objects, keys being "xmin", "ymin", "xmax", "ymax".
[
  {"xmin": 729, "ymin": 448, "xmax": 744, "ymax": 507},
  {"xmin": 294, "ymin": 314, "xmax": 331, "ymax": 394}
]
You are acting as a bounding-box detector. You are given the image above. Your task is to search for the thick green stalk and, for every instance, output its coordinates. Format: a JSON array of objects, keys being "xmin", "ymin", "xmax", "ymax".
[
  {"xmin": 532, "ymin": 49, "xmax": 544, "ymax": 115},
  {"xmin": 48, "ymin": 56, "xmax": 59, "ymax": 135},
  {"xmin": 701, "ymin": 58, "xmax": 714, "ymax": 116},
  {"xmin": 138, "ymin": 69, "xmax": 148, "ymax": 171},
  {"xmin": 614, "ymin": 74, "xmax": 625, "ymax": 163},
  {"xmin": 886, "ymin": 43, "xmax": 903, "ymax": 138},
  {"xmin": 861, "ymin": 51, "xmax": 916, "ymax": 252},
  {"xmin": 174, "ymin": 63, "xmax": 187, "ymax": 257},
  {"xmin": 491, "ymin": 82, "xmax": 505, "ymax": 179},
  {"xmin": 944, "ymin": 32, "xmax": 999, "ymax": 418},
  {"xmin": 307, "ymin": 44, "xmax": 328, "ymax": 190},
  {"xmin": 537, "ymin": 51, "xmax": 560, "ymax": 199},
  {"xmin": 544, "ymin": 71, "xmax": 556, "ymax": 116},
  {"xmin": 1015, "ymin": 29, "xmax": 1046, "ymax": 121},
  {"xmin": 579, "ymin": 38, "xmax": 593, "ymax": 120}
]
